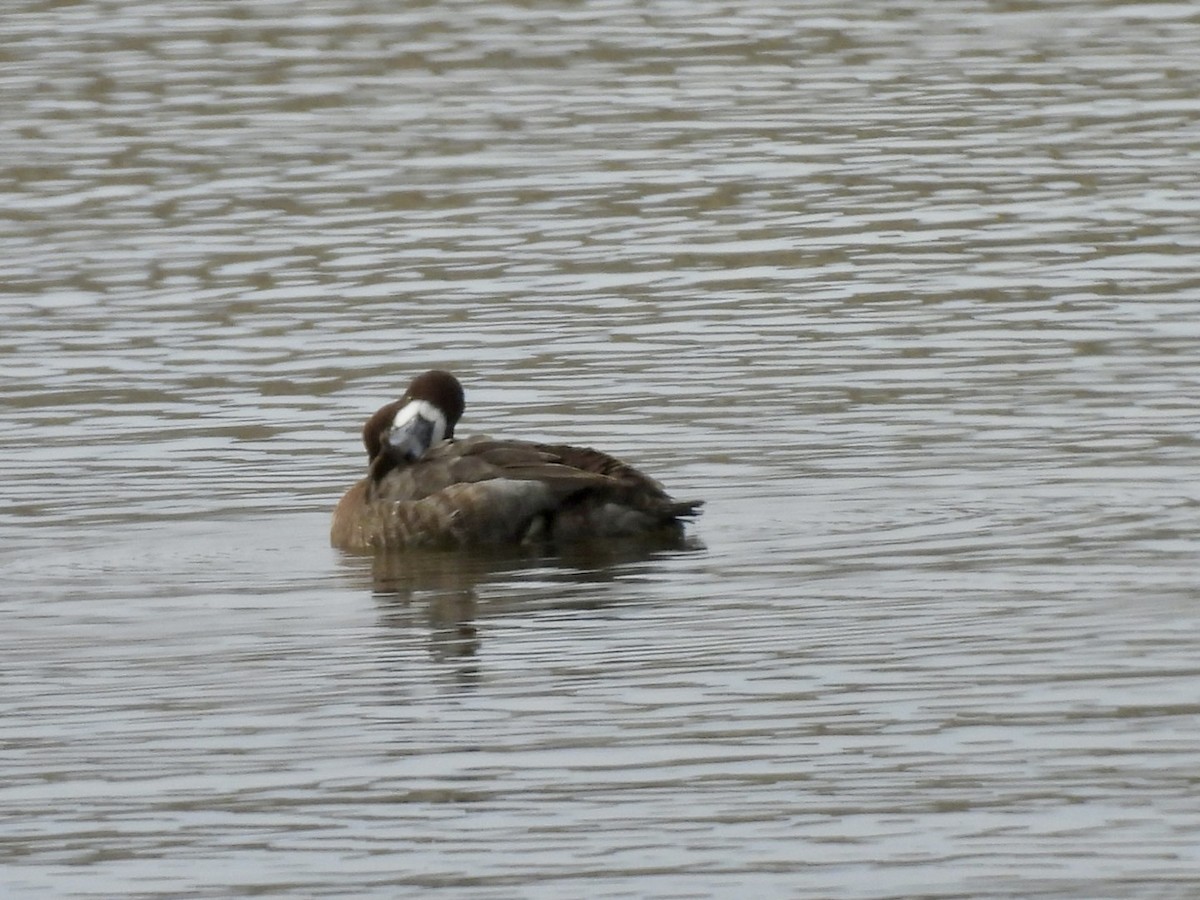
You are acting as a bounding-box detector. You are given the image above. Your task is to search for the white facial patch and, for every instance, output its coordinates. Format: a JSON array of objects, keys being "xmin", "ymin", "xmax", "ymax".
[{"xmin": 391, "ymin": 399, "xmax": 448, "ymax": 444}]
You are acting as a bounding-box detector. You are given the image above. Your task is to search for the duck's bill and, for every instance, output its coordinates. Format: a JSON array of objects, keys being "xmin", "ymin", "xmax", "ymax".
[{"xmin": 387, "ymin": 415, "xmax": 436, "ymax": 461}]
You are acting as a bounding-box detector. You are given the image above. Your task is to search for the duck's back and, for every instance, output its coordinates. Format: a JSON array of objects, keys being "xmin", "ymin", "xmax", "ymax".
[{"xmin": 331, "ymin": 435, "xmax": 700, "ymax": 552}]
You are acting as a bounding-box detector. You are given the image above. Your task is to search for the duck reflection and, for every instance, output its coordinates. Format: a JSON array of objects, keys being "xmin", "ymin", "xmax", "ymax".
[{"xmin": 345, "ymin": 532, "xmax": 703, "ymax": 674}]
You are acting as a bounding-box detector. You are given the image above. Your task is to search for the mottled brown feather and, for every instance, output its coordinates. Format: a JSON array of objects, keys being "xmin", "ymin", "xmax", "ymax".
[{"xmin": 331, "ymin": 372, "xmax": 702, "ymax": 553}]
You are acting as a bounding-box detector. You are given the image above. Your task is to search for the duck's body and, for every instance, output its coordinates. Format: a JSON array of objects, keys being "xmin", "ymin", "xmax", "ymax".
[{"xmin": 331, "ymin": 371, "xmax": 702, "ymax": 553}]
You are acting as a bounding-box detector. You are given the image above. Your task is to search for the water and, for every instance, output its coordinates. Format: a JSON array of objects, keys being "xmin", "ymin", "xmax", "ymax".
[{"xmin": 2, "ymin": 1, "xmax": 1199, "ymax": 897}]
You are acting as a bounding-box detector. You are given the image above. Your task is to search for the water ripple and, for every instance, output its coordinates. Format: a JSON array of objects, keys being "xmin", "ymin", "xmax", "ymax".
[{"xmin": 3, "ymin": 0, "xmax": 1200, "ymax": 897}]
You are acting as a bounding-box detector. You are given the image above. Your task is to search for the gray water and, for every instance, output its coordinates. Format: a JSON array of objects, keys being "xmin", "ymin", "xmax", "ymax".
[{"xmin": 3, "ymin": 1, "xmax": 1199, "ymax": 897}]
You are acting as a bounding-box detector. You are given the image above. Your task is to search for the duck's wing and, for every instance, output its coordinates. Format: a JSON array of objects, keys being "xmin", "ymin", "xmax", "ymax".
[
  {"xmin": 342, "ymin": 437, "xmax": 608, "ymax": 549},
  {"xmin": 536, "ymin": 442, "xmax": 704, "ymax": 520},
  {"xmin": 353, "ymin": 435, "xmax": 702, "ymax": 549},
  {"xmin": 370, "ymin": 436, "xmax": 610, "ymax": 504}
]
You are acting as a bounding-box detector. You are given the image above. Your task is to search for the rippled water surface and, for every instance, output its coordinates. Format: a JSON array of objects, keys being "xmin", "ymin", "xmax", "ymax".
[{"xmin": 3, "ymin": 1, "xmax": 1200, "ymax": 897}]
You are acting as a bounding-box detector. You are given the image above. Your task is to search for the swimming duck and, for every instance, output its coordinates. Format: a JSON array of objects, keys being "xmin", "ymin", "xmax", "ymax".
[{"xmin": 330, "ymin": 370, "xmax": 703, "ymax": 552}]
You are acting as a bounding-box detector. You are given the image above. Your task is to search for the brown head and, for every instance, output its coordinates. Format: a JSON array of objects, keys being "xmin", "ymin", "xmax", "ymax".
[{"xmin": 360, "ymin": 370, "xmax": 466, "ymax": 473}]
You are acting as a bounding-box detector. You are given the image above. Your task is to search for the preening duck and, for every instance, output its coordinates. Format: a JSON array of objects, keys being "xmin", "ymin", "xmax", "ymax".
[{"xmin": 330, "ymin": 370, "xmax": 703, "ymax": 552}]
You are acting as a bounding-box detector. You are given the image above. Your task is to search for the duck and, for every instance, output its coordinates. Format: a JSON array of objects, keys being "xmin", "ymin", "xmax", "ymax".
[{"xmin": 331, "ymin": 370, "xmax": 703, "ymax": 552}]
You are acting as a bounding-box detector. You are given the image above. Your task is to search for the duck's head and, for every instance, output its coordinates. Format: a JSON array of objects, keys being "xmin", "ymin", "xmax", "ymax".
[{"xmin": 361, "ymin": 370, "xmax": 466, "ymax": 469}]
